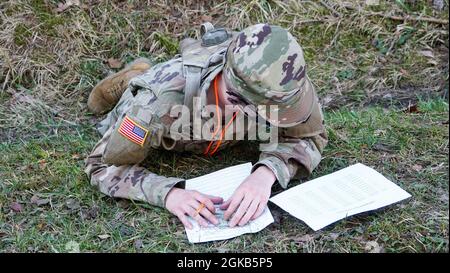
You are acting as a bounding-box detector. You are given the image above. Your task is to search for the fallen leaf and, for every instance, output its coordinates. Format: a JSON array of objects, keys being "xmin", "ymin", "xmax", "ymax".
[
  {"xmin": 329, "ymin": 233, "xmax": 340, "ymax": 240},
  {"xmin": 399, "ymin": 68, "xmax": 409, "ymax": 75},
  {"xmin": 119, "ymin": 224, "xmax": 134, "ymax": 237},
  {"xmin": 19, "ymin": 165, "xmax": 31, "ymax": 172},
  {"xmin": 10, "ymin": 202, "xmax": 23, "ymax": 213},
  {"xmin": 114, "ymin": 211, "xmax": 124, "ymax": 221},
  {"xmin": 71, "ymin": 154, "xmax": 81, "ymax": 159},
  {"xmin": 372, "ymin": 143, "xmax": 394, "ymax": 152},
  {"xmin": 412, "ymin": 164, "xmax": 423, "ymax": 172},
  {"xmin": 403, "ymin": 103, "xmax": 420, "ymax": 113},
  {"xmin": 433, "ymin": 0, "xmax": 444, "ymax": 11},
  {"xmin": 374, "ymin": 129, "xmax": 386, "ymax": 136},
  {"xmin": 81, "ymin": 206, "xmax": 99, "ymax": 220},
  {"xmin": 364, "ymin": 241, "xmax": 384, "ymax": 253},
  {"xmin": 55, "ymin": 0, "xmax": 80, "ymax": 13},
  {"xmin": 38, "ymin": 159, "xmax": 47, "ymax": 170},
  {"xmin": 419, "ymin": 50, "xmax": 435, "ymax": 59},
  {"xmin": 65, "ymin": 240, "xmax": 80, "ymax": 253},
  {"xmin": 66, "ymin": 198, "xmax": 81, "ymax": 210},
  {"xmin": 116, "ymin": 199, "xmax": 130, "ymax": 209},
  {"xmin": 12, "ymin": 92, "xmax": 37, "ymax": 105},
  {"xmin": 322, "ymin": 95, "xmax": 333, "ymax": 106},
  {"xmin": 171, "ymin": 10, "xmax": 182, "ymax": 18},
  {"xmin": 98, "ymin": 234, "xmax": 110, "ymax": 240},
  {"xmin": 427, "ymin": 59, "xmax": 438, "ymax": 66},
  {"xmin": 37, "ymin": 222, "xmax": 46, "ymax": 230},
  {"xmin": 439, "ymin": 193, "xmax": 449, "ymax": 203},
  {"xmin": 216, "ymin": 247, "xmax": 230, "ymax": 253},
  {"xmin": 335, "ymin": 130, "xmax": 349, "ymax": 142},
  {"xmin": 134, "ymin": 239, "xmax": 144, "ymax": 250},
  {"xmin": 31, "ymin": 195, "xmax": 51, "ymax": 206},
  {"xmin": 295, "ymin": 234, "xmax": 313, "ymax": 243},
  {"xmin": 107, "ymin": 58, "xmax": 123, "ymax": 69},
  {"xmin": 27, "ymin": 246, "xmax": 38, "ymax": 253},
  {"xmin": 418, "ymin": 50, "xmax": 438, "ymax": 65},
  {"xmin": 201, "ymin": 15, "xmax": 213, "ymax": 22},
  {"xmin": 365, "ymin": 0, "xmax": 379, "ymax": 5}
]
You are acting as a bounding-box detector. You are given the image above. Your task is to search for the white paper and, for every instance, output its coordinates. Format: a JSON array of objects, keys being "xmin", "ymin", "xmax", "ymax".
[
  {"xmin": 185, "ymin": 162, "xmax": 274, "ymax": 243},
  {"xmin": 270, "ymin": 163, "xmax": 411, "ymax": 231}
]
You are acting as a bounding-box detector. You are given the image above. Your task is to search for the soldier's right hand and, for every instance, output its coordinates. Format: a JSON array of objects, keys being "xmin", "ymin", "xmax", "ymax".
[{"xmin": 165, "ymin": 188, "xmax": 223, "ymax": 229}]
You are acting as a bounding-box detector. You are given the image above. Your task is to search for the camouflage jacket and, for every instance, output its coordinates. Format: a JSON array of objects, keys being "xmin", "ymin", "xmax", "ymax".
[{"xmin": 85, "ymin": 53, "xmax": 328, "ymax": 208}]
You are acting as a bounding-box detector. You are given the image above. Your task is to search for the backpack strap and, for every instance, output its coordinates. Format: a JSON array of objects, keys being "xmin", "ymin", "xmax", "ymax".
[
  {"xmin": 181, "ymin": 22, "xmax": 233, "ymax": 111},
  {"xmin": 183, "ymin": 65, "xmax": 203, "ymax": 111}
]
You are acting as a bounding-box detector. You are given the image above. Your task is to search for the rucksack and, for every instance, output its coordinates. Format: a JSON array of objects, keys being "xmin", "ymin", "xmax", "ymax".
[{"xmin": 179, "ymin": 22, "xmax": 236, "ymax": 111}]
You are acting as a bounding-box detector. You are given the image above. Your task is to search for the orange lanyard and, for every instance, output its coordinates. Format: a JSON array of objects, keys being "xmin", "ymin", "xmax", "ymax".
[{"xmin": 204, "ymin": 75, "xmax": 237, "ymax": 156}]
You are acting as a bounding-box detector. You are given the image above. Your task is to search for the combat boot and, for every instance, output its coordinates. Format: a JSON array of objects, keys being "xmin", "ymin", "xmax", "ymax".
[{"xmin": 87, "ymin": 58, "xmax": 152, "ymax": 115}]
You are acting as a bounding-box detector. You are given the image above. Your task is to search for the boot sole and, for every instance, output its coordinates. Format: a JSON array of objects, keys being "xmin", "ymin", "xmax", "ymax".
[{"xmin": 87, "ymin": 58, "xmax": 152, "ymax": 114}]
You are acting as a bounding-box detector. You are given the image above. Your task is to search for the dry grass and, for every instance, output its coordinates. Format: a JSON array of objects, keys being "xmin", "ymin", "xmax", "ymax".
[{"xmin": 0, "ymin": 0, "xmax": 448, "ymax": 129}]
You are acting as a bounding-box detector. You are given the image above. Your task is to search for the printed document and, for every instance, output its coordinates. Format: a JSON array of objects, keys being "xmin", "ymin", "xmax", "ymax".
[
  {"xmin": 185, "ymin": 162, "xmax": 274, "ymax": 243},
  {"xmin": 184, "ymin": 162, "xmax": 411, "ymax": 242},
  {"xmin": 270, "ymin": 163, "xmax": 411, "ymax": 231}
]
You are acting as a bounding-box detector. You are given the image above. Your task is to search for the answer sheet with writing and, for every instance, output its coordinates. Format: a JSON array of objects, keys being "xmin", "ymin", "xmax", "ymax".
[
  {"xmin": 185, "ymin": 162, "xmax": 274, "ymax": 243},
  {"xmin": 270, "ymin": 163, "xmax": 411, "ymax": 231}
]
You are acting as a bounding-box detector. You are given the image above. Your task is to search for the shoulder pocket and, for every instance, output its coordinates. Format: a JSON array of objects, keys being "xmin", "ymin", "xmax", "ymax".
[{"xmin": 102, "ymin": 105, "xmax": 164, "ymax": 165}]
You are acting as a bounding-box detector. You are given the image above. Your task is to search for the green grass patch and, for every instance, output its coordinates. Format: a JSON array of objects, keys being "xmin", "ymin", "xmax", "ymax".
[
  {"xmin": 13, "ymin": 23, "xmax": 32, "ymax": 46},
  {"xmin": 30, "ymin": 0, "xmax": 66, "ymax": 37}
]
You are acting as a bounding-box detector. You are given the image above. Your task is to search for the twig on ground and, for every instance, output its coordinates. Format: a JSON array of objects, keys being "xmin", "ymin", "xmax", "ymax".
[
  {"xmin": 342, "ymin": 4, "xmax": 449, "ymax": 25},
  {"xmin": 367, "ymin": 12, "xmax": 449, "ymax": 25},
  {"xmin": 2, "ymin": 69, "xmax": 9, "ymax": 91},
  {"xmin": 279, "ymin": 18, "xmax": 336, "ymax": 26},
  {"xmin": 319, "ymin": 0, "xmax": 341, "ymax": 17}
]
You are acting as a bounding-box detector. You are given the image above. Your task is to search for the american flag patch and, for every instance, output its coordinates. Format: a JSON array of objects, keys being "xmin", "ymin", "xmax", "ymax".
[{"xmin": 118, "ymin": 116, "xmax": 149, "ymax": 146}]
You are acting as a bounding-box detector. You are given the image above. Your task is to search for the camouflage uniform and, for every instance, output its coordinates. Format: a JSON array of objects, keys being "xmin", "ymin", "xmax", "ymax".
[{"xmin": 85, "ymin": 24, "xmax": 328, "ymax": 208}]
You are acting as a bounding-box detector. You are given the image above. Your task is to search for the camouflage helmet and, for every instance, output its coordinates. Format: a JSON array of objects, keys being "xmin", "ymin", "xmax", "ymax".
[{"xmin": 223, "ymin": 23, "xmax": 315, "ymax": 127}]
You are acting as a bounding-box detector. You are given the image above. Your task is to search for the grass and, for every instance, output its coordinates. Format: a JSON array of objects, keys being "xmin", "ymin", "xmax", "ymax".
[
  {"xmin": 1, "ymin": 99, "xmax": 448, "ymax": 253},
  {"xmin": 0, "ymin": 0, "xmax": 449, "ymax": 252}
]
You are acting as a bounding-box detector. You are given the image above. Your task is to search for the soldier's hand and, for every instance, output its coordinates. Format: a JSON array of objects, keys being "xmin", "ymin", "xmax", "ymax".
[
  {"xmin": 220, "ymin": 166, "xmax": 276, "ymax": 227},
  {"xmin": 165, "ymin": 188, "xmax": 223, "ymax": 229}
]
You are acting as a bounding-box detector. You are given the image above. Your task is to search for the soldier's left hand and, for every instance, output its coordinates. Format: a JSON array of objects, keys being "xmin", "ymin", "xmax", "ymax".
[{"xmin": 220, "ymin": 166, "xmax": 276, "ymax": 227}]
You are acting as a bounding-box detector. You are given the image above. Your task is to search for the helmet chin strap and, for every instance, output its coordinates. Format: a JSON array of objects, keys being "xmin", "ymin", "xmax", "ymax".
[{"xmin": 204, "ymin": 73, "xmax": 237, "ymax": 156}]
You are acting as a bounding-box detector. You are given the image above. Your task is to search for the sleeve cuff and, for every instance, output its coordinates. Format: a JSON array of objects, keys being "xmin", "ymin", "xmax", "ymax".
[
  {"xmin": 251, "ymin": 156, "xmax": 291, "ymax": 189},
  {"xmin": 140, "ymin": 176, "xmax": 185, "ymax": 208}
]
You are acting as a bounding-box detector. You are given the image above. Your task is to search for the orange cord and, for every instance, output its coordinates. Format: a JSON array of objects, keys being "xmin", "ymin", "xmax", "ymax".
[
  {"xmin": 209, "ymin": 112, "xmax": 237, "ymax": 155},
  {"xmin": 203, "ymin": 76, "xmax": 222, "ymax": 155},
  {"xmin": 204, "ymin": 75, "xmax": 237, "ymax": 156}
]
